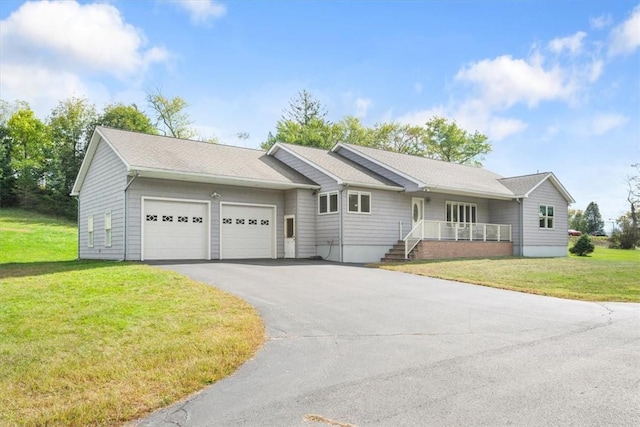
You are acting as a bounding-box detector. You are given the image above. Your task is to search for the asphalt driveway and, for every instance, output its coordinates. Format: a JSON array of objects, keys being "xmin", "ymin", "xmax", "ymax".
[{"xmin": 139, "ymin": 260, "xmax": 640, "ymax": 426}]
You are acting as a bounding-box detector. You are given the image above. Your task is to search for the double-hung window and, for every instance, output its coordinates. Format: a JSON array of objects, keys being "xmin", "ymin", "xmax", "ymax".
[
  {"xmin": 539, "ymin": 205, "xmax": 554, "ymax": 229},
  {"xmin": 446, "ymin": 201, "xmax": 477, "ymax": 226},
  {"xmin": 104, "ymin": 212, "xmax": 112, "ymax": 247},
  {"xmin": 88, "ymin": 215, "xmax": 94, "ymax": 248},
  {"xmin": 318, "ymin": 191, "xmax": 338, "ymax": 214},
  {"xmin": 348, "ymin": 191, "xmax": 371, "ymax": 214}
]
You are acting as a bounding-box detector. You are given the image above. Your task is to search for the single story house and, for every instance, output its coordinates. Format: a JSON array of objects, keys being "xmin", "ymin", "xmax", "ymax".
[{"xmin": 71, "ymin": 127, "xmax": 575, "ymax": 263}]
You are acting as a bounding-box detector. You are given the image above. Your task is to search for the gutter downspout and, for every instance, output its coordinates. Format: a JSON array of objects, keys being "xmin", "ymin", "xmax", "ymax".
[
  {"xmin": 339, "ymin": 187, "xmax": 344, "ymax": 263},
  {"xmin": 76, "ymin": 196, "xmax": 80, "ymax": 260},
  {"xmin": 517, "ymin": 198, "xmax": 524, "ymax": 256},
  {"xmin": 122, "ymin": 171, "xmax": 139, "ymax": 261}
]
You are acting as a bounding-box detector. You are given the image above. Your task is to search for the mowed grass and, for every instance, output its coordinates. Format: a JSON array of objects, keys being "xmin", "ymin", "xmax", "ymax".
[
  {"xmin": 381, "ymin": 247, "xmax": 640, "ymax": 302},
  {"xmin": 0, "ymin": 209, "xmax": 264, "ymax": 426}
]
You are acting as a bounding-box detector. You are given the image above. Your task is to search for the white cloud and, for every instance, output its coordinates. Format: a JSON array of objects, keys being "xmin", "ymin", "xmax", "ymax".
[
  {"xmin": 590, "ymin": 113, "xmax": 628, "ymax": 135},
  {"xmin": 455, "ymin": 54, "xmax": 574, "ymax": 109},
  {"xmin": 0, "ymin": 1, "xmax": 169, "ymax": 77},
  {"xmin": 166, "ymin": 0, "xmax": 226, "ymax": 25},
  {"xmin": 548, "ymin": 31, "xmax": 587, "ymax": 55},
  {"xmin": 397, "ymin": 102, "xmax": 526, "ymax": 142},
  {"xmin": 590, "ymin": 14, "xmax": 613, "ymax": 30},
  {"xmin": 588, "ymin": 59, "xmax": 604, "ymax": 82},
  {"xmin": 0, "ymin": 1, "xmax": 168, "ymax": 115},
  {"xmin": 354, "ymin": 97, "xmax": 372, "ymax": 118},
  {"xmin": 608, "ymin": 5, "xmax": 640, "ymax": 56}
]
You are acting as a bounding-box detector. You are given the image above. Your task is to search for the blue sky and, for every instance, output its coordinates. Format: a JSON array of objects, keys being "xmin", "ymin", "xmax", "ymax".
[{"xmin": 1, "ymin": 1, "xmax": 639, "ymax": 225}]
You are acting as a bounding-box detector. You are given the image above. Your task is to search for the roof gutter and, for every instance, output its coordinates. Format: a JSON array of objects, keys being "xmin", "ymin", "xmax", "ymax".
[{"xmin": 130, "ymin": 166, "xmax": 320, "ymax": 190}]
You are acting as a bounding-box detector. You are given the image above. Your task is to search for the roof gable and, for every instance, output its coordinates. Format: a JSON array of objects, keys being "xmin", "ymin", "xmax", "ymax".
[
  {"xmin": 72, "ymin": 127, "xmax": 318, "ymax": 195},
  {"xmin": 333, "ymin": 143, "xmax": 515, "ymax": 199},
  {"xmin": 500, "ymin": 172, "xmax": 575, "ymax": 203},
  {"xmin": 268, "ymin": 143, "xmax": 403, "ymax": 190}
]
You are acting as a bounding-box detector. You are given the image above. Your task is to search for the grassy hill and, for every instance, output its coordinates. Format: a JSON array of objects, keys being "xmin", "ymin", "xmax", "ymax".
[{"xmin": 0, "ymin": 209, "xmax": 264, "ymax": 426}]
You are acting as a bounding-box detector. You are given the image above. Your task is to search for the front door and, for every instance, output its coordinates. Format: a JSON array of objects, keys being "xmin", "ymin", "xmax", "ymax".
[
  {"xmin": 284, "ymin": 215, "xmax": 295, "ymax": 258},
  {"xmin": 411, "ymin": 197, "xmax": 424, "ymax": 238}
]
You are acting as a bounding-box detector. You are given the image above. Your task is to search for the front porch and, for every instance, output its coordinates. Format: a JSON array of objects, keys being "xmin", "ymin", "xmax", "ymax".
[{"xmin": 381, "ymin": 220, "xmax": 513, "ymax": 262}]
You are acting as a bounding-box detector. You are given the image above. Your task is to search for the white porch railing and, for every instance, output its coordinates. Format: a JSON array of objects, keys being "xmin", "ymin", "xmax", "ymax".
[{"xmin": 403, "ymin": 220, "xmax": 512, "ymax": 259}]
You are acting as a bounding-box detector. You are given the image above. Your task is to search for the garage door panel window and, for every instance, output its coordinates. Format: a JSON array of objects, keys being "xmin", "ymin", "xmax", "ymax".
[
  {"xmin": 143, "ymin": 199, "xmax": 209, "ymax": 260},
  {"xmin": 221, "ymin": 204, "xmax": 275, "ymax": 259}
]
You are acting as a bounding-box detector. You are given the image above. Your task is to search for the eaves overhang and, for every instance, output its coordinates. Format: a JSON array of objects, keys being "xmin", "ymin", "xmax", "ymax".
[{"xmin": 128, "ymin": 167, "xmax": 321, "ymax": 191}]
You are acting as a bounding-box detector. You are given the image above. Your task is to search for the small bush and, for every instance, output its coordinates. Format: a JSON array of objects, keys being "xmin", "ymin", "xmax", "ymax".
[{"xmin": 570, "ymin": 235, "xmax": 595, "ymax": 256}]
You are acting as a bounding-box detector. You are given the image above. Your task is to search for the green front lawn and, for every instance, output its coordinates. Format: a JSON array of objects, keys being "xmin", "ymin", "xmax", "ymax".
[
  {"xmin": 0, "ymin": 209, "xmax": 264, "ymax": 426},
  {"xmin": 381, "ymin": 247, "xmax": 640, "ymax": 302}
]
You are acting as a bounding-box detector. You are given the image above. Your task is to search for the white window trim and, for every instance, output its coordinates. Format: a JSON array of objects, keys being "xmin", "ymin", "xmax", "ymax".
[
  {"xmin": 318, "ymin": 191, "xmax": 339, "ymax": 215},
  {"xmin": 88, "ymin": 215, "xmax": 94, "ymax": 248},
  {"xmin": 539, "ymin": 204, "xmax": 555, "ymax": 230},
  {"xmin": 104, "ymin": 212, "xmax": 112, "ymax": 247},
  {"xmin": 347, "ymin": 191, "xmax": 371, "ymax": 214},
  {"xmin": 445, "ymin": 201, "xmax": 477, "ymax": 226}
]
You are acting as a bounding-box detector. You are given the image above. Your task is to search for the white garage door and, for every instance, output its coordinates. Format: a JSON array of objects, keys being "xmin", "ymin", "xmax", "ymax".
[
  {"xmin": 221, "ymin": 204, "xmax": 275, "ymax": 259},
  {"xmin": 143, "ymin": 199, "xmax": 209, "ymax": 260}
]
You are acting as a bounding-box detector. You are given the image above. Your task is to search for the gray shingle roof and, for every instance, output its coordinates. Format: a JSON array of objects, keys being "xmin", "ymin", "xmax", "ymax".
[
  {"xmin": 335, "ymin": 143, "xmax": 514, "ymax": 198},
  {"xmin": 97, "ymin": 127, "xmax": 317, "ymax": 187},
  {"xmin": 276, "ymin": 143, "xmax": 400, "ymax": 188},
  {"xmin": 499, "ymin": 172, "xmax": 551, "ymax": 196}
]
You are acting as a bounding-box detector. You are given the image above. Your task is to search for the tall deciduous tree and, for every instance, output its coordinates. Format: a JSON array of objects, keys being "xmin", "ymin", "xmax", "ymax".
[
  {"xmin": 47, "ymin": 97, "xmax": 97, "ymax": 217},
  {"xmin": 146, "ymin": 88, "xmax": 195, "ymax": 138},
  {"xmin": 7, "ymin": 106, "xmax": 51, "ymax": 209},
  {"xmin": 583, "ymin": 201, "xmax": 604, "ymax": 234},
  {"xmin": 569, "ymin": 209, "xmax": 587, "ymax": 233},
  {"xmin": 97, "ymin": 103, "xmax": 156, "ymax": 134},
  {"xmin": 423, "ymin": 117, "xmax": 491, "ymax": 166}
]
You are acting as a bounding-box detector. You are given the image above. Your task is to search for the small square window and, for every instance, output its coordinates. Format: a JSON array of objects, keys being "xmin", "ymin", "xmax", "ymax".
[
  {"xmin": 249, "ymin": 219, "xmax": 257, "ymax": 225},
  {"xmin": 146, "ymin": 214, "xmax": 157, "ymax": 222},
  {"xmin": 236, "ymin": 218, "xmax": 245, "ymax": 225},
  {"xmin": 222, "ymin": 218, "xmax": 232, "ymax": 224},
  {"xmin": 162, "ymin": 215, "xmax": 173, "ymax": 222},
  {"xmin": 347, "ymin": 191, "xmax": 371, "ymax": 214},
  {"xmin": 261, "ymin": 219, "xmax": 269, "ymax": 226},
  {"xmin": 178, "ymin": 216, "xmax": 188, "ymax": 223},
  {"xmin": 193, "ymin": 217, "xmax": 203, "ymax": 223},
  {"xmin": 319, "ymin": 191, "xmax": 338, "ymax": 214}
]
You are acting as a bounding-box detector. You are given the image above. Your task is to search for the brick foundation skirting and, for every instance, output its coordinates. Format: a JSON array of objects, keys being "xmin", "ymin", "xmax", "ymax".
[{"xmin": 413, "ymin": 240, "xmax": 513, "ymax": 259}]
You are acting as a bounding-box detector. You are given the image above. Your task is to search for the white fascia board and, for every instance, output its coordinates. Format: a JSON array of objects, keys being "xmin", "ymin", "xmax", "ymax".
[
  {"xmin": 425, "ymin": 185, "xmax": 515, "ymax": 201},
  {"xmin": 270, "ymin": 143, "xmax": 343, "ymax": 184},
  {"xmin": 523, "ymin": 173, "xmax": 576, "ymax": 204},
  {"xmin": 332, "ymin": 143, "xmax": 424, "ymax": 187},
  {"xmin": 132, "ymin": 167, "xmax": 321, "ymax": 190},
  {"xmin": 70, "ymin": 127, "xmax": 131, "ymax": 196},
  {"xmin": 343, "ymin": 181, "xmax": 405, "ymax": 192}
]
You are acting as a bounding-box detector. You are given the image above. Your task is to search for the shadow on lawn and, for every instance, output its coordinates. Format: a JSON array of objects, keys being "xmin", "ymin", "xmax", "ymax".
[{"xmin": 0, "ymin": 260, "xmax": 121, "ymax": 279}]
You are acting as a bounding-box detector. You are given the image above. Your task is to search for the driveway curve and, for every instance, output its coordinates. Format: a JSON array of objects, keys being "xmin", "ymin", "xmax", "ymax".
[{"xmin": 139, "ymin": 260, "xmax": 640, "ymax": 427}]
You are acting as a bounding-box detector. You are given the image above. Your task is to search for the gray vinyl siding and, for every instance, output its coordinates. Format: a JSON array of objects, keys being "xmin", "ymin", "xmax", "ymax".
[
  {"xmin": 489, "ymin": 199, "xmax": 521, "ymax": 255},
  {"xmin": 78, "ymin": 138, "xmax": 127, "ymax": 260},
  {"xmin": 126, "ymin": 178, "xmax": 286, "ymax": 260},
  {"xmin": 295, "ymin": 189, "xmax": 317, "ymax": 258},
  {"xmin": 337, "ymin": 148, "xmax": 420, "ymax": 190},
  {"xmin": 272, "ymin": 149, "xmax": 342, "ymax": 258},
  {"xmin": 522, "ymin": 179, "xmax": 569, "ymax": 248},
  {"xmin": 342, "ymin": 187, "xmax": 408, "ymax": 245}
]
